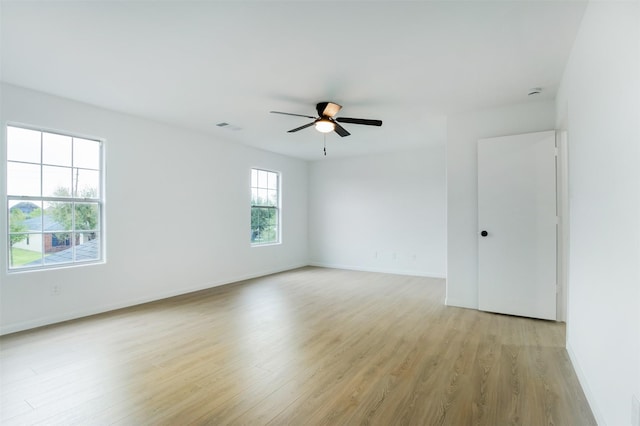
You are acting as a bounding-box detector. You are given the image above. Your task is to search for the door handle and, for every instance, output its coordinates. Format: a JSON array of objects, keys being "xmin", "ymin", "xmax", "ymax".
[{"xmin": 480, "ymin": 230, "xmax": 488, "ymax": 237}]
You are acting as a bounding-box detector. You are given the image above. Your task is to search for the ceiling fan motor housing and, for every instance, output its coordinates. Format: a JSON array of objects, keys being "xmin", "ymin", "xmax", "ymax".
[{"xmin": 316, "ymin": 102, "xmax": 342, "ymax": 118}]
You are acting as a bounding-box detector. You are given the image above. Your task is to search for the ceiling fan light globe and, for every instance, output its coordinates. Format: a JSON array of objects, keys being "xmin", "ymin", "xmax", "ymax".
[{"xmin": 315, "ymin": 120, "xmax": 335, "ymax": 133}]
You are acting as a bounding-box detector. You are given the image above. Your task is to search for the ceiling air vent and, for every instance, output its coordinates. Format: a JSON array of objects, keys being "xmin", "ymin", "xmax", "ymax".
[{"xmin": 216, "ymin": 122, "xmax": 242, "ymax": 131}]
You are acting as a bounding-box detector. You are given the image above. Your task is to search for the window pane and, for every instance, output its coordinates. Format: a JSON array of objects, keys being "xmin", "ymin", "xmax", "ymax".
[
  {"xmin": 44, "ymin": 201, "xmax": 72, "ymax": 231},
  {"xmin": 251, "ymin": 207, "xmax": 262, "ymax": 242},
  {"xmin": 43, "ymin": 132, "xmax": 72, "ymax": 166},
  {"xmin": 7, "ymin": 161, "xmax": 41, "ymax": 196},
  {"xmin": 251, "ymin": 207, "xmax": 260, "ymax": 242},
  {"xmin": 9, "ymin": 200, "xmax": 42, "ymax": 232},
  {"xmin": 74, "ymin": 203, "xmax": 99, "ymax": 231},
  {"xmin": 267, "ymin": 171, "xmax": 277, "ymax": 189},
  {"xmin": 7, "ymin": 126, "xmax": 41, "ymax": 163},
  {"xmin": 268, "ymin": 189, "xmax": 277, "ymax": 206},
  {"xmin": 25, "ymin": 205, "xmax": 43, "ymax": 232},
  {"xmin": 43, "ymin": 165, "xmax": 72, "ymax": 197},
  {"xmin": 44, "ymin": 232, "xmax": 73, "ymax": 264},
  {"xmin": 251, "ymin": 188, "xmax": 258, "ymax": 204},
  {"xmin": 73, "ymin": 137, "xmax": 100, "ymax": 169},
  {"xmin": 251, "ymin": 207, "xmax": 277, "ymax": 244},
  {"xmin": 251, "ymin": 169, "xmax": 258, "ymax": 187},
  {"xmin": 258, "ymin": 170, "xmax": 268, "ymax": 188},
  {"xmin": 73, "ymin": 168, "xmax": 100, "ymax": 198},
  {"xmin": 9, "ymin": 202, "xmax": 29, "ymax": 232},
  {"xmin": 76, "ymin": 232, "xmax": 100, "ymax": 261},
  {"xmin": 258, "ymin": 188, "xmax": 268, "ymax": 205},
  {"xmin": 10, "ymin": 235, "xmax": 43, "ymax": 268}
]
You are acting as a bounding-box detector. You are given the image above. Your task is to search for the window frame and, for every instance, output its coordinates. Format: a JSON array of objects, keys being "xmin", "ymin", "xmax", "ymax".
[
  {"xmin": 250, "ymin": 168, "xmax": 281, "ymax": 246},
  {"xmin": 6, "ymin": 124, "xmax": 105, "ymax": 272}
]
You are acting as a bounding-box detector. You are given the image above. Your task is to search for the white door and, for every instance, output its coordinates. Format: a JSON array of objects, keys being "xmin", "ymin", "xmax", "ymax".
[{"xmin": 478, "ymin": 131, "xmax": 557, "ymax": 320}]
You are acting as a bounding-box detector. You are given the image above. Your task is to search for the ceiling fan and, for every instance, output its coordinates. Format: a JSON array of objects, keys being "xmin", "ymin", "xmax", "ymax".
[{"xmin": 270, "ymin": 102, "xmax": 382, "ymax": 137}]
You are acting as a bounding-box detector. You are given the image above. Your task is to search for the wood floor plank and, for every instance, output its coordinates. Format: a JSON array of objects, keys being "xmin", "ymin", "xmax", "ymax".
[{"xmin": 0, "ymin": 267, "xmax": 596, "ymax": 425}]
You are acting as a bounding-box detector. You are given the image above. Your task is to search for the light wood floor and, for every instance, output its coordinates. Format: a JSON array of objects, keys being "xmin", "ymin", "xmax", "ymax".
[{"xmin": 1, "ymin": 267, "xmax": 595, "ymax": 425}]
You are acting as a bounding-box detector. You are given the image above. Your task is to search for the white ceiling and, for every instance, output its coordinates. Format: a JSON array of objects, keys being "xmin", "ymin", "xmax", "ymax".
[{"xmin": 1, "ymin": 1, "xmax": 587, "ymax": 161}]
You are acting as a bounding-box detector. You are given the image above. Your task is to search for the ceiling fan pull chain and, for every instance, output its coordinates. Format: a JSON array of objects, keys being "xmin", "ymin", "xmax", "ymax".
[{"xmin": 324, "ymin": 134, "xmax": 327, "ymax": 156}]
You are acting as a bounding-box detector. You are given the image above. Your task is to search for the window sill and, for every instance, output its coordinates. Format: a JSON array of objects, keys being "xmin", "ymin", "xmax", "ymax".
[{"xmin": 250, "ymin": 242, "xmax": 281, "ymax": 248}]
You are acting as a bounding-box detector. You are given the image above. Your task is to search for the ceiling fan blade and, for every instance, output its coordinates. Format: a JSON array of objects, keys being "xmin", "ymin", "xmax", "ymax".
[
  {"xmin": 270, "ymin": 111, "xmax": 316, "ymax": 119},
  {"xmin": 287, "ymin": 122, "xmax": 316, "ymax": 133},
  {"xmin": 316, "ymin": 102, "xmax": 342, "ymax": 118},
  {"xmin": 335, "ymin": 117, "xmax": 383, "ymax": 126},
  {"xmin": 333, "ymin": 122, "xmax": 351, "ymax": 137}
]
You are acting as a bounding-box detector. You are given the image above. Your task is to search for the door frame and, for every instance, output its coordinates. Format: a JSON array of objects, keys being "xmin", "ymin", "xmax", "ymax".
[{"xmin": 557, "ymin": 130, "xmax": 569, "ymax": 322}]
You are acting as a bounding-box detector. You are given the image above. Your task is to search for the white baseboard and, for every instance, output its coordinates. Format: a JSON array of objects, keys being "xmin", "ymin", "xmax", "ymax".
[
  {"xmin": 0, "ymin": 263, "xmax": 307, "ymax": 336},
  {"xmin": 566, "ymin": 342, "xmax": 605, "ymax": 425},
  {"xmin": 444, "ymin": 297, "xmax": 478, "ymax": 310},
  {"xmin": 308, "ymin": 261, "xmax": 446, "ymax": 279}
]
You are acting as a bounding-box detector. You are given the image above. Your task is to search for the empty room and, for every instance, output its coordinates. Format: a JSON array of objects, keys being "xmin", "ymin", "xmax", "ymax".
[{"xmin": 1, "ymin": 1, "xmax": 638, "ymax": 425}]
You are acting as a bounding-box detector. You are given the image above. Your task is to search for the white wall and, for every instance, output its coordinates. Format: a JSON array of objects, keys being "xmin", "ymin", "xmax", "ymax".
[
  {"xmin": 446, "ymin": 100, "xmax": 556, "ymax": 309},
  {"xmin": 555, "ymin": 2, "xmax": 640, "ymax": 425},
  {"xmin": 308, "ymin": 146, "xmax": 446, "ymax": 278},
  {"xmin": 0, "ymin": 84, "xmax": 309, "ymax": 335}
]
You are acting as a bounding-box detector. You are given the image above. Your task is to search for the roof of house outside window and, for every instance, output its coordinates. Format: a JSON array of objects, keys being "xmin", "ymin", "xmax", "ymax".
[
  {"xmin": 25, "ymin": 238, "xmax": 100, "ymax": 266},
  {"xmin": 23, "ymin": 216, "xmax": 65, "ymax": 232}
]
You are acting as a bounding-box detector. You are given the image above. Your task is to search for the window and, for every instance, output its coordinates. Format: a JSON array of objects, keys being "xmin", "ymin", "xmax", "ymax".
[
  {"xmin": 251, "ymin": 168, "xmax": 279, "ymax": 245},
  {"xmin": 7, "ymin": 125, "xmax": 103, "ymax": 270}
]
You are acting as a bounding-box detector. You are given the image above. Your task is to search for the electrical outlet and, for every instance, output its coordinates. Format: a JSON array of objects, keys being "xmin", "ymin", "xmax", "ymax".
[
  {"xmin": 51, "ymin": 285, "xmax": 61, "ymax": 296},
  {"xmin": 632, "ymin": 395, "xmax": 640, "ymax": 426}
]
